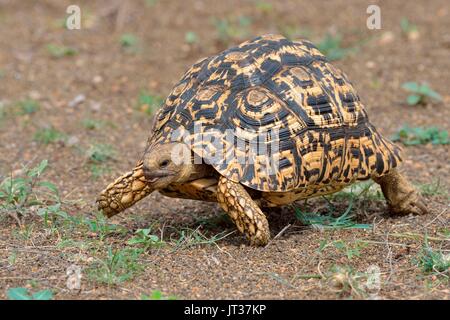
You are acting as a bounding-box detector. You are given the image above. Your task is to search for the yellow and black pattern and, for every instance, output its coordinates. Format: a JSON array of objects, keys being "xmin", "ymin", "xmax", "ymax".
[{"xmin": 147, "ymin": 34, "xmax": 402, "ymax": 192}]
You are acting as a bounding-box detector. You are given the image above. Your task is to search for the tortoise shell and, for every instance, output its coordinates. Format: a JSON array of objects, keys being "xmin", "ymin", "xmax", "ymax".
[{"xmin": 146, "ymin": 34, "xmax": 401, "ymax": 192}]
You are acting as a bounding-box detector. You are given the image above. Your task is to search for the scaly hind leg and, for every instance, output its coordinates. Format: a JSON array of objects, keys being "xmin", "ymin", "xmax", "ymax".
[
  {"xmin": 97, "ymin": 161, "xmax": 153, "ymax": 217},
  {"xmin": 373, "ymin": 168, "xmax": 428, "ymax": 216},
  {"xmin": 217, "ymin": 176, "xmax": 270, "ymax": 246}
]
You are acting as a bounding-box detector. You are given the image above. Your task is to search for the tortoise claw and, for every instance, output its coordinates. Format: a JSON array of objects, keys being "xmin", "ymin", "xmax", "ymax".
[
  {"xmin": 375, "ymin": 169, "xmax": 429, "ymax": 217},
  {"xmin": 389, "ymin": 192, "xmax": 428, "ymax": 216}
]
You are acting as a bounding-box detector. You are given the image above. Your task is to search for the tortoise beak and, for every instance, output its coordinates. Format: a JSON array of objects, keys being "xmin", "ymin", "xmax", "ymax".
[{"xmin": 143, "ymin": 167, "xmax": 173, "ymax": 184}]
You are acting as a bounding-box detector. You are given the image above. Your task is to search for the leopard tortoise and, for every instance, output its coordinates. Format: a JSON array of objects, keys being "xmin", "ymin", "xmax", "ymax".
[{"xmin": 97, "ymin": 34, "xmax": 427, "ymax": 246}]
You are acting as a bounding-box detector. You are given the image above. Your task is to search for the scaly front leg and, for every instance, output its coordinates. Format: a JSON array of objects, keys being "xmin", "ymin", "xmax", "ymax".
[
  {"xmin": 217, "ymin": 176, "xmax": 270, "ymax": 246},
  {"xmin": 97, "ymin": 161, "xmax": 153, "ymax": 217}
]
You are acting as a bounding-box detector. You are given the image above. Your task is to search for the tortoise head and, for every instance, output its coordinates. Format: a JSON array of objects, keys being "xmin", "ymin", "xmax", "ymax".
[
  {"xmin": 96, "ymin": 142, "xmax": 193, "ymax": 217},
  {"xmin": 142, "ymin": 142, "xmax": 194, "ymax": 189}
]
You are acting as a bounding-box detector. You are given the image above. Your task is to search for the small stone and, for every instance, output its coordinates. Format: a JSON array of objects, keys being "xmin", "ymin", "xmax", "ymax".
[
  {"xmin": 28, "ymin": 90, "xmax": 41, "ymax": 100},
  {"xmin": 12, "ymin": 169, "xmax": 24, "ymax": 177},
  {"xmin": 92, "ymin": 75, "xmax": 103, "ymax": 84},
  {"xmin": 379, "ymin": 31, "xmax": 394, "ymax": 45},
  {"xmin": 90, "ymin": 101, "xmax": 102, "ymax": 112},
  {"xmin": 68, "ymin": 94, "xmax": 86, "ymax": 108},
  {"xmin": 366, "ymin": 61, "xmax": 376, "ymax": 69},
  {"xmin": 66, "ymin": 135, "xmax": 80, "ymax": 147},
  {"xmin": 408, "ymin": 30, "xmax": 420, "ymax": 41},
  {"xmin": 75, "ymin": 59, "xmax": 85, "ymax": 67}
]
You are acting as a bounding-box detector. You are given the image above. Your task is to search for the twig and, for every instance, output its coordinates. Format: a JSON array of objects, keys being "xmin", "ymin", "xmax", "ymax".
[
  {"xmin": 389, "ymin": 233, "xmax": 449, "ymax": 242},
  {"xmin": 384, "ymin": 232, "xmax": 394, "ymax": 283},
  {"xmin": 265, "ymin": 224, "xmax": 291, "ymax": 248},
  {"xmin": 424, "ymin": 208, "xmax": 448, "ymax": 228}
]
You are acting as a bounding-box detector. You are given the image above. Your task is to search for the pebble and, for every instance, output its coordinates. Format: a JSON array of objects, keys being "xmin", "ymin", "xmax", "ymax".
[
  {"xmin": 28, "ymin": 90, "xmax": 41, "ymax": 100},
  {"xmin": 90, "ymin": 101, "xmax": 102, "ymax": 112},
  {"xmin": 366, "ymin": 61, "xmax": 376, "ymax": 69},
  {"xmin": 379, "ymin": 31, "xmax": 395, "ymax": 45},
  {"xmin": 92, "ymin": 75, "xmax": 103, "ymax": 84},
  {"xmin": 67, "ymin": 135, "xmax": 80, "ymax": 147},
  {"xmin": 68, "ymin": 94, "xmax": 86, "ymax": 108},
  {"xmin": 407, "ymin": 30, "xmax": 420, "ymax": 41},
  {"xmin": 12, "ymin": 168, "xmax": 24, "ymax": 177}
]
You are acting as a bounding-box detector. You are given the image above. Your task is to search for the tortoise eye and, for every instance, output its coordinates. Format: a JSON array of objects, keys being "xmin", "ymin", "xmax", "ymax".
[{"xmin": 159, "ymin": 160, "xmax": 170, "ymax": 168}]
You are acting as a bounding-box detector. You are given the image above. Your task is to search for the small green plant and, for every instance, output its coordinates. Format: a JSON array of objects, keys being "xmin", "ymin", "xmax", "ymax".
[
  {"xmin": 325, "ymin": 265, "xmax": 368, "ymax": 298},
  {"xmin": 84, "ymin": 144, "xmax": 115, "ymax": 179},
  {"xmin": 120, "ymin": 33, "xmax": 138, "ymax": 48},
  {"xmin": 185, "ymin": 31, "xmax": 199, "ymax": 44},
  {"xmin": 33, "ymin": 127, "xmax": 67, "ymax": 145},
  {"xmin": 18, "ymin": 99, "xmax": 40, "ymax": 115},
  {"xmin": 83, "ymin": 213, "xmax": 126, "ymax": 241},
  {"xmin": 0, "ymin": 160, "xmax": 61, "ymax": 224},
  {"xmin": 400, "ymin": 18, "xmax": 417, "ymax": 33},
  {"xmin": 319, "ymin": 240, "xmax": 369, "ymax": 260},
  {"xmin": 8, "ymin": 251, "xmax": 17, "ymax": 265},
  {"xmin": 171, "ymin": 227, "xmax": 233, "ymax": 249},
  {"xmin": 415, "ymin": 238, "xmax": 449, "ymax": 276},
  {"xmin": 418, "ymin": 179, "xmax": 449, "ymax": 198},
  {"xmin": 86, "ymin": 143, "xmax": 116, "ymax": 163},
  {"xmin": 7, "ymin": 287, "xmax": 53, "ymax": 300},
  {"xmin": 144, "ymin": 0, "xmax": 158, "ymax": 6},
  {"xmin": 128, "ymin": 228, "xmax": 163, "ymax": 251},
  {"xmin": 213, "ymin": 16, "xmax": 252, "ymax": 46},
  {"xmin": 82, "ymin": 118, "xmax": 106, "ymax": 130},
  {"xmin": 12, "ymin": 223, "xmax": 35, "ymax": 240},
  {"xmin": 401, "ymin": 82, "xmax": 442, "ymax": 105},
  {"xmin": 37, "ymin": 203, "xmax": 69, "ymax": 228},
  {"xmin": 295, "ymin": 200, "xmax": 371, "ymax": 230},
  {"xmin": 136, "ymin": 91, "xmax": 163, "ymax": 115},
  {"xmin": 400, "ymin": 18, "xmax": 418, "ymax": 39},
  {"xmin": 331, "ymin": 180, "xmax": 383, "ymax": 202},
  {"xmin": 54, "ymin": 17, "xmax": 69, "ymax": 29},
  {"xmin": 392, "ymin": 126, "xmax": 449, "ymax": 146},
  {"xmin": 87, "ymin": 247, "xmax": 144, "ymax": 285},
  {"xmin": 0, "ymin": 101, "xmax": 5, "ymax": 121},
  {"xmin": 47, "ymin": 44, "xmax": 77, "ymax": 58},
  {"xmin": 141, "ymin": 290, "xmax": 177, "ymax": 300},
  {"xmin": 89, "ymin": 164, "xmax": 111, "ymax": 179},
  {"xmin": 254, "ymin": 0, "xmax": 273, "ymax": 14},
  {"xmin": 316, "ymin": 33, "xmax": 355, "ymax": 61},
  {"xmin": 278, "ymin": 25, "xmax": 311, "ymax": 40},
  {"xmin": 438, "ymin": 228, "xmax": 450, "ymax": 239}
]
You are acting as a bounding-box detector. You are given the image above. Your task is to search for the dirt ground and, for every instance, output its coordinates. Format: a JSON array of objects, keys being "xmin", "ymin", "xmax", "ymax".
[{"xmin": 0, "ymin": 0, "xmax": 449, "ymax": 300}]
